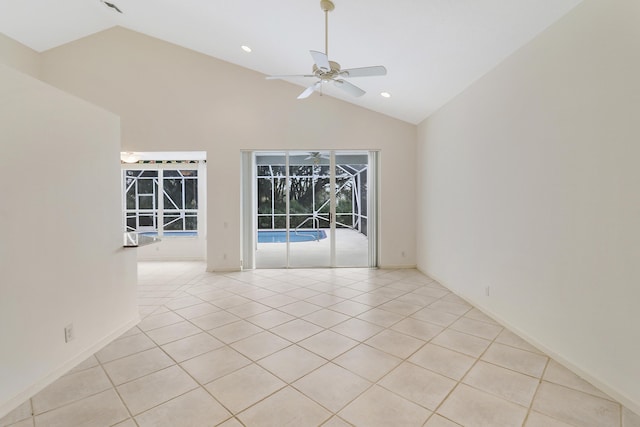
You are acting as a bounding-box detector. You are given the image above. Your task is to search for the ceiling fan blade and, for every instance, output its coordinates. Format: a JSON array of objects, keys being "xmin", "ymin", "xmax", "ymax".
[
  {"xmin": 310, "ymin": 50, "xmax": 331, "ymax": 71},
  {"xmin": 297, "ymin": 81, "xmax": 321, "ymax": 99},
  {"xmin": 340, "ymin": 65, "xmax": 387, "ymax": 78},
  {"xmin": 333, "ymin": 79, "xmax": 365, "ymax": 97},
  {"xmin": 266, "ymin": 74, "xmax": 315, "ymax": 80}
]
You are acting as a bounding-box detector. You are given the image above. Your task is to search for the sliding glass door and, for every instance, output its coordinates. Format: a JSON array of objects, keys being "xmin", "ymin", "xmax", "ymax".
[
  {"xmin": 334, "ymin": 152, "xmax": 370, "ymax": 267},
  {"xmin": 288, "ymin": 151, "xmax": 332, "ymax": 268},
  {"xmin": 245, "ymin": 150, "xmax": 376, "ymax": 269}
]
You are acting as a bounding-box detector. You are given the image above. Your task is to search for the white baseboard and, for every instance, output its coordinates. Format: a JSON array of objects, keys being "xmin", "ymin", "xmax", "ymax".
[
  {"xmin": 0, "ymin": 316, "xmax": 140, "ymax": 420},
  {"xmin": 474, "ymin": 302, "xmax": 640, "ymax": 415},
  {"xmin": 418, "ymin": 267, "xmax": 640, "ymax": 416},
  {"xmin": 377, "ymin": 264, "xmax": 417, "ymax": 269}
]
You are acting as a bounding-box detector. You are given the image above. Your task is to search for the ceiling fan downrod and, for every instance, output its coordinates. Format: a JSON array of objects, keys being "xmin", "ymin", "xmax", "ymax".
[
  {"xmin": 265, "ymin": 0, "xmax": 386, "ymax": 100},
  {"xmin": 320, "ymin": 0, "xmax": 334, "ymax": 57}
]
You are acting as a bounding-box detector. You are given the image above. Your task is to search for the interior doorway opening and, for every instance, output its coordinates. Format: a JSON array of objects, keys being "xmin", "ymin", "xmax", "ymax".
[{"xmin": 121, "ymin": 151, "xmax": 207, "ymax": 261}]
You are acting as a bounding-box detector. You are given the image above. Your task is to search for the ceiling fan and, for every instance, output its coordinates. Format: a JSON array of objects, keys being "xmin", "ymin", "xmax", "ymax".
[
  {"xmin": 305, "ymin": 151, "xmax": 329, "ymax": 164},
  {"xmin": 266, "ymin": 0, "xmax": 387, "ymax": 99},
  {"xmin": 100, "ymin": 0, "xmax": 123, "ymax": 13}
]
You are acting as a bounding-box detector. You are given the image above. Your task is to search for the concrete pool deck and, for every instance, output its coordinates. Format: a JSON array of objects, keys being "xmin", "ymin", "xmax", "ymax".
[{"xmin": 255, "ymin": 228, "xmax": 369, "ymax": 268}]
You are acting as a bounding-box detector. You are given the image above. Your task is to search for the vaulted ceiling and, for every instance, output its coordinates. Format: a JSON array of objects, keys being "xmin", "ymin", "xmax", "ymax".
[{"xmin": 0, "ymin": 0, "xmax": 581, "ymax": 124}]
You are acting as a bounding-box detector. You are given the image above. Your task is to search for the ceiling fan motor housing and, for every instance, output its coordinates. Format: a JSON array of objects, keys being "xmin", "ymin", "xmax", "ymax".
[
  {"xmin": 313, "ymin": 61, "xmax": 342, "ymax": 80},
  {"xmin": 266, "ymin": 0, "xmax": 386, "ymax": 99}
]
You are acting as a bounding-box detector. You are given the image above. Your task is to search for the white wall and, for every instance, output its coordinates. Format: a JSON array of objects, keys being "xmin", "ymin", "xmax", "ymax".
[
  {"xmin": 417, "ymin": 0, "xmax": 640, "ymax": 413},
  {"xmin": 0, "ymin": 64, "xmax": 138, "ymax": 418},
  {"xmin": 38, "ymin": 27, "xmax": 417, "ymax": 271},
  {"xmin": 137, "ymin": 237, "xmax": 206, "ymax": 261},
  {"xmin": 0, "ymin": 32, "xmax": 40, "ymax": 78}
]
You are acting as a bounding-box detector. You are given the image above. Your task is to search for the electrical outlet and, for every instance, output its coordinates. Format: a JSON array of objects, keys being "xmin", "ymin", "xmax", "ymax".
[
  {"xmin": 64, "ymin": 324, "xmax": 74, "ymax": 343},
  {"xmin": 485, "ymin": 286, "xmax": 491, "ymax": 296}
]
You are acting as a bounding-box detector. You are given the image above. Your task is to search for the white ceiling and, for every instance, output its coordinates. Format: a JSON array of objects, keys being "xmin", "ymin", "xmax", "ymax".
[{"xmin": 0, "ymin": 0, "xmax": 581, "ymax": 124}]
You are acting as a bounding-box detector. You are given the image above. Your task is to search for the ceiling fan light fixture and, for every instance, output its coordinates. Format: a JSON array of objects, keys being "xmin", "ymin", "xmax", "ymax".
[
  {"xmin": 241, "ymin": 45, "xmax": 252, "ymax": 53},
  {"xmin": 121, "ymin": 152, "xmax": 140, "ymax": 163}
]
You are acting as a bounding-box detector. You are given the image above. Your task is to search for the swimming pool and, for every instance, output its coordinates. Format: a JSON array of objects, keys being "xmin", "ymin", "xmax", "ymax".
[
  {"xmin": 140, "ymin": 231, "xmax": 198, "ymax": 237},
  {"xmin": 258, "ymin": 229, "xmax": 327, "ymax": 243}
]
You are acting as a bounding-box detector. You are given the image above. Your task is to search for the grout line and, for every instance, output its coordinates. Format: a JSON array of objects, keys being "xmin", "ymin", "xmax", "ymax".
[{"xmin": 17, "ymin": 263, "xmax": 622, "ymax": 427}]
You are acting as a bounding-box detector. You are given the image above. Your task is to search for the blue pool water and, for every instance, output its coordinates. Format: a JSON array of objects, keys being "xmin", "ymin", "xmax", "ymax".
[{"xmin": 259, "ymin": 230, "xmax": 327, "ymax": 243}]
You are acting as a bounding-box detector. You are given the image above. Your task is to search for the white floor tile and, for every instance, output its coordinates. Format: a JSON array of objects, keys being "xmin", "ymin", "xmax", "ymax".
[
  {"xmin": 438, "ymin": 384, "xmax": 528, "ymax": 427},
  {"xmin": 236, "ymin": 387, "xmax": 331, "ymax": 426},
  {"xmin": 462, "ymin": 361, "xmax": 539, "ymax": 407},
  {"xmin": 95, "ymin": 333, "xmax": 156, "ymax": 363},
  {"xmin": 32, "ymin": 366, "xmax": 112, "ymax": 414},
  {"xmin": 481, "ymin": 342, "xmax": 548, "ymax": 378},
  {"xmin": 409, "ymin": 343, "xmax": 476, "ymax": 381},
  {"xmin": 135, "ymin": 388, "xmax": 231, "ymax": 427},
  {"xmin": 33, "ymin": 389, "xmax": 128, "ymax": 427},
  {"xmin": 339, "ymin": 385, "xmax": 431, "ymax": 427},
  {"xmin": 298, "ymin": 330, "xmax": 359, "ymax": 360},
  {"xmin": 379, "ymin": 362, "xmax": 456, "ymax": 410},
  {"xmin": 7, "ymin": 262, "xmax": 631, "ymax": 427},
  {"xmin": 293, "ymin": 363, "xmax": 371, "ymax": 412},
  {"xmin": 365, "ymin": 329, "xmax": 425, "ymax": 359},
  {"xmin": 160, "ymin": 332, "xmax": 225, "ymax": 363},
  {"xmin": 257, "ymin": 345, "xmax": 327, "ymax": 383},
  {"xmin": 206, "ymin": 364, "xmax": 285, "ymax": 413},
  {"xmin": 333, "ymin": 344, "xmax": 402, "ymax": 382},
  {"xmin": 116, "ymin": 365, "xmax": 198, "ymax": 415},
  {"xmin": 179, "ymin": 346, "xmax": 251, "ymax": 385},
  {"xmin": 0, "ymin": 400, "xmax": 32, "ymax": 426},
  {"xmin": 532, "ymin": 382, "xmax": 621, "ymax": 427},
  {"xmin": 102, "ymin": 347, "xmax": 175, "ymax": 385}
]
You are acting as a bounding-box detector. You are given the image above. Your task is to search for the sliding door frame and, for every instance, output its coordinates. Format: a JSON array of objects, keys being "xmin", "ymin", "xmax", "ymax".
[{"xmin": 241, "ymin": 150, "xmax": 378, "ymax": 269}]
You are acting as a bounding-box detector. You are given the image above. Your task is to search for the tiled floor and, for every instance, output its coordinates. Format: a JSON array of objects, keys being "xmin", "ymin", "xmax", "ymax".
[{"xmin": 2, "ymin": 262, "xmax": 639, "ymax": 427}]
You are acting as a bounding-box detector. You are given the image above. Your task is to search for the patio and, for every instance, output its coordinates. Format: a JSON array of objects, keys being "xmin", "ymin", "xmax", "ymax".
[{"xmin": 256, "ymin": 228, "xmax": 369, "ymax": 269}]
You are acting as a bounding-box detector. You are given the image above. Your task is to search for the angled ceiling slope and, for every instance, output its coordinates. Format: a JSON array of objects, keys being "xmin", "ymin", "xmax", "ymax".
[{"xmin": 0, "ymin": 0, "xmax": 582, "ymax": 124}]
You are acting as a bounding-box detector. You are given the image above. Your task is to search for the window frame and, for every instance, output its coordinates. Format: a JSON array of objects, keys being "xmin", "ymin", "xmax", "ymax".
[{"xmin": 122, "ymin": 162, "xmax": 202, "ymax": 238}]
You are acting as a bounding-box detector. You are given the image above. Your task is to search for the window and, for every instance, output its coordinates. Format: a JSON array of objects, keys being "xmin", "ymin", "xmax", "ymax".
[
  {"xmin": 123, "ymin": 163, "xmax": 200, "ymax": 237},
  {"xmin": 255, "ymin": 154, "xmax": 368, "ymax": 234}
]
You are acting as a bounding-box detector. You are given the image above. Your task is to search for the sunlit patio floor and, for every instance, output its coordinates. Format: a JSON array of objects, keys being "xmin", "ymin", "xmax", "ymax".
[{"xmin": 256, "ymin": 228, "xmax": 369, "ymax": 269}]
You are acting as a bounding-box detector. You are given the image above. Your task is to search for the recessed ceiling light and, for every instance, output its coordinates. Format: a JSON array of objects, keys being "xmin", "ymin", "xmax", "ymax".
[
  {"xmin": 381, "ymin": 92, "xmax": 391, "ymax": 98},
  {"xmin": 241, "ymin": 45, "xmax": 252, "ymax": 53}
]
